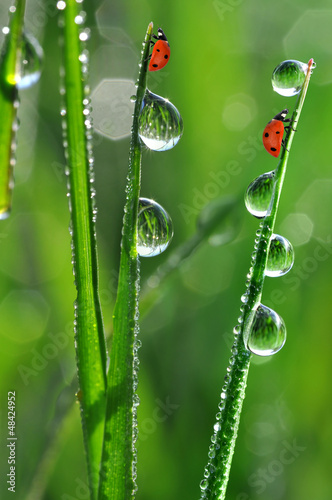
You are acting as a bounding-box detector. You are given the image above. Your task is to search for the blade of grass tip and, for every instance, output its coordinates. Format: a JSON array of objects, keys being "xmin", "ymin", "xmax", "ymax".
[
  {"xmin": 0, "ymin": 0, "xmax": 26, "ymax": 218},
  {"xmin": 61, "ymin": 1, "xmax": 107, "ymax": 498},
  {"xmin": 98, "ymin": 22, "xmax": 153, "ymax": 500},
  {"xmin": 199, "ymin": 59, "xmax": 315, "ymax": 500}
]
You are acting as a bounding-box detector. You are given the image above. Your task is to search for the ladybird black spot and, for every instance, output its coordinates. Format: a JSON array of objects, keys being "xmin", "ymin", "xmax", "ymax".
[
  {"xmin": 152, "ymin": 64, "xmax": 158, "ymax": 68},
  {"xmin": 264, "ymin": 132, "xmax": 269, "ymax": 137},
  {"xmin": 164, "ymin": 54, "xmax": 168, "ymax": 59},
  {"xmin": 276, "ymin": 131, "xmax": 280, "ymax": 134},
  {"xmin": 156, "ymin": 49, "xmax": 160, "ymax": 52},
  {"xmin": 270, "ymin": 147, "xmax": 277, "ymax": 152}
]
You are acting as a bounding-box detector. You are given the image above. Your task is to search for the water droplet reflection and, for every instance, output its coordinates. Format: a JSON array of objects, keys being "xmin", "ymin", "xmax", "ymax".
[
  {"xmin": 248, "ymin": 304, "xmax": 286, "ymax": 356},
  {"xmin": 138, "ymin": 89, "xmax": 183, "ymax": 151},
  {"xmin": 137, "ymin": 198, "xmax": 173, "ymax": 257},
  {"xmin": 272, "ymin": 59, "xmax": 307, "ymax": 97},
  {"xmin": 266, "ymin": 234, "xmax": 294, "ymax": 277},
  {"xmin": 245, "ymin": 171, "xmax": 275, "ymax": 218},
  {"xmin": 8, "ymin": 32, "xmax": 43, "ymax": 90}
]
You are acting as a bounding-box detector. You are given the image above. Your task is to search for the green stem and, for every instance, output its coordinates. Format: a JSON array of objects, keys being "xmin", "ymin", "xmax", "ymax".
[
  {"xmin": 199, "ymin": 58, "xmax": 315, "ymax": 500},
  {"xmin": 0, "ymin": 0, "xmax": 26, "ymax": 218},
  {"xmin": 98, "ymin": 22, "xmax": 153, "ymax": 500},
  {"xmin": 62, "ymin": 2, "xmax": 107, "ymax": 498}
]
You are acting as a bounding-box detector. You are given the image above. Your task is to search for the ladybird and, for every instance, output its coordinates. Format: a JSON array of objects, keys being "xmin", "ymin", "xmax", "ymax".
[
  {"xmin": 262, "ymin": 109, "xmax": 291, "ymax": 157},
  {"xmin": 148, "ymin": 28, "xmax": 170, "ymax": 72}
]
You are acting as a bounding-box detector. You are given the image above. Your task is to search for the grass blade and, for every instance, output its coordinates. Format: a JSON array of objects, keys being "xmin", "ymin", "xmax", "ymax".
[
  {"xmin": 199, "ymin": 59, "xmax": 315, "ymax": 500},
  {"xmin": 61, "ymin": 1, "xmax": 107, "ymax": 498},
  {"xmin": 0, "ymin": 0, "xmax": 26, "ymax": 218},
  {"xmin": 98, "ymin": 22, "xmax": 153, "ymax": 500}
]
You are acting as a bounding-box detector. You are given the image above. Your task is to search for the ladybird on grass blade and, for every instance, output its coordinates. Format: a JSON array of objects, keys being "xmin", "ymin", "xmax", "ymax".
[
  {"xmin": 148, "ymin": 28, "xmax": 170, "ymax": 72},
  {"xmin": 262, "ymin": 109, "xmax": 291, "ymax": 157}
]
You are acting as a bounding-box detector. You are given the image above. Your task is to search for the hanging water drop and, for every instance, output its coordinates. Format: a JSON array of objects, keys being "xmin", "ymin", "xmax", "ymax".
[
  {"xmin": 245, "ymin": 171, "xmax": 275, "ymax": 218},
  {"xmin": 6, "ymin": 32, "xmax": 43, "ymax": 89},
  {"xmin": 265, "ymin": 234, "xmax": 294, "ymax": 277},
  {"xmin": 272, "ymin": 60, "xmax": 308, "ymax": 97},
  {"xmin": 138, "ymin": 89, "xmax": 183, "ymax": 151},
  {"xmin": 137, "ymin": 198, "xmax": 173, "ymax": 257},
  {"xmin": 247, "ymin": 304, "xmax": 286, "ymax": 356}
]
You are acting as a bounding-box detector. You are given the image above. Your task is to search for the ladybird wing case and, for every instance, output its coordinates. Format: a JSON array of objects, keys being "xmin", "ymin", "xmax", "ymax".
[
  {"xmin": 262, "ymin": 119, "xmax": 284, "ymax": 157},
  {"xmin": 149, "ymin": 39, "xmax": 170, "ymax": 71}
]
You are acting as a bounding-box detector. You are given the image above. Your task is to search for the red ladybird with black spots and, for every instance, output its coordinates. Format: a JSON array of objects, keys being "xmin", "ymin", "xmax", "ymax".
[
  {"xmin": 148, "ymin": 28, "xmax": 170, "ymax": 72},
  {"xmin": 262, "ymin": 109, "xmax": 292, "ymax": 157}
]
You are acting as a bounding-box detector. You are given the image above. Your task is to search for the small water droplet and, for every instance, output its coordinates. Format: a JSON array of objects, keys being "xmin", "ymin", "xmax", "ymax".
[
  {"xmin": 137, "ymin": 198, "xmax": 174, "ymax": 257},
  {"xmin": 8, "ymin": 32, "xmax": 43, "ymax": 89},
  {"xmin": 57, "ymin": 0, "xmax": 66, "ymax": 9},
  {"xmin": 248, "ymin": 304, "xmax": 286, "ymax": 356},
  {"xmin": 265, "ymin": 234, "xmax": 294, "ymax": 277},
  {"xmin": 272, "ymin": 60, "xmax": 308, "ymax": 97},
  {"xmin": 130, "ymin": 94, "xmax": 136, "ymax": 102},
  {"xmin": 75, "ymin": 12, "xmax": 86, "ymax": 24},
  {"xmin": 245, "ymin": 171, "xmax": 275, "ymax": 218},
  {"xmin": 214, "ymin": 422, "xmax": 221, "ymax": 432},
  {"xmin": 79, "ymin": 28, "xmax": 90, "ymax": 41},
  {"xmin": 200, "ymin": 479, "xmax": 208, "ymax": 491},
  {"xmin": 138, "ymin": 89, "xmax": 183, "ymax": 151}
]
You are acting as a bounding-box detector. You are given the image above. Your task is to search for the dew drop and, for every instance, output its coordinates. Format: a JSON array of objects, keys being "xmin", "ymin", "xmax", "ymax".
[
  {"xmin": 272, "ymin": 60, "xmax": 308, "ymax": 97},
  {"xmin": 213, "ymin": 422, "xmax": 221, "ymax": 432},
  {"xmin": 138, "ymin": 89, "xmax": 183, "ymax": 151},
  {"xmin": 8, "ymin": 32, "xmax": 43, "ymax": 89},
  {"xmin": 245, "ymin": 171, "xmax": 275, "ymax": 218},
  {"xmin": 265, "ymin": 234, "xmax": 294, "ymax": 277},
  {"xmin": 248, "ymin": 304, "xmax": 286, "ymax": 356},
  {"xmin": 200, "ymin": 479, "xmax": 208, "ymax": 492},
  {"xmin": 57, "ymin": 0, "xmax": 66, "ymax": 9},
  {"xmin": 79, "ymin": 28, "xmax": 90, "ymax": 41},
  {"xmin": 137, "ymin": 198, "xmax": 174, "ymax": 257}
]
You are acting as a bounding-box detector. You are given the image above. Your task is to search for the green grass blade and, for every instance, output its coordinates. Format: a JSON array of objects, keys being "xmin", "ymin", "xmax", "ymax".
[
  {"xmin": 61, "ymin": 1, "xmax": 107, "ymax": 498},
  {"xmin": 98, "ymin": 22, "xmax": 153, "ymax": 500},
  {"xmin": 0, "ymin": 0, "xmax": 26, "ymax": 218},
  {"xmin": 199, "ymin": 59, "xmax": 315, "ymax": 500}
]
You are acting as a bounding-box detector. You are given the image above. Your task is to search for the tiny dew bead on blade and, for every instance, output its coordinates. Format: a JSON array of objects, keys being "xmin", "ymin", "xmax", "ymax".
[
  {"xmin": 262, "ymin": 109, "xmax": 291, "ymax": 158},
  {"xmin": 148, "ymin": 28, "xmax": 170, "ymax": 71}
]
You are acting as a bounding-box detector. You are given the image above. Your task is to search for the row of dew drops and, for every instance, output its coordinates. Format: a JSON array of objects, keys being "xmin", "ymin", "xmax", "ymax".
[
  {"xmin": 199, "ymin": 59, "xmax": 312, "ymax": 498},
  {"xmin": 130, "ymin": 29, "xmax": 183, "ymax": 493},
  {"xmin": 243, "ymin": 60, "xmax": 310, "ymax": 358},
  {"xmin": 132, "ymin": 45, "xmax": 184, "ymax": 257}
]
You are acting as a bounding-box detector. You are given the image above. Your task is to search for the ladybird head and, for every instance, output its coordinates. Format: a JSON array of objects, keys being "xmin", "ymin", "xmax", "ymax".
[
  {"xmin": 157, "ymin": 28, "xmax": 168, "ymax": 41},
  {"xmin": 273, "ymin": 109, "xmax": 289, "ymax": 122}
]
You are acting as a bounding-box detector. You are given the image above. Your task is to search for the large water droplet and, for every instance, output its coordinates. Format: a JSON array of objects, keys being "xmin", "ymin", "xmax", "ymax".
[
  {"xmin": 248, "ymin": 304, "xmax": 286, "ymax": 356},
  {"xmin": 138, "ymin": 90, "xmax": 183, "ymax": 151},
  {"xmin": 272, "ymin": 60, "xmax": 307, "ymax": 97},
  {"xmin": 137, "ymin": 198, "xmax": 173, "ymax": 257},
  {"xmin": 245, "ymin": 171, "xmax": 275, "ymax": 218},
  {"xmin": 6, "ymin": 32, "xmax": 43, "ymax": 89},
  {"xmin": 266, "ymin": 234, "xmax": 294, "ymax": 277}
]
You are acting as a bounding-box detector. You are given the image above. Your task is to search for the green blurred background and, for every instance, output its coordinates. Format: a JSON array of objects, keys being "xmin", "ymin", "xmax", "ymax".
[{"xmin": 1, "ymin": 0, "xmax": 332, "ymax": 499}]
